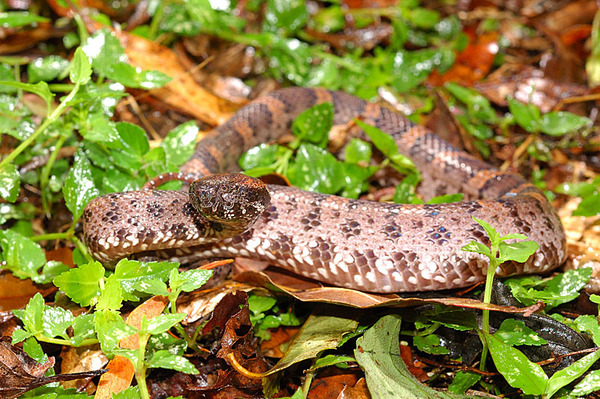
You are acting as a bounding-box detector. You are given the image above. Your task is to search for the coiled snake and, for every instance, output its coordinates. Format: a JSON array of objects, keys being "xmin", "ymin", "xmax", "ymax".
[{"xmin": 82, "ymin": 88, "xmax": 567, "ymax": 293}]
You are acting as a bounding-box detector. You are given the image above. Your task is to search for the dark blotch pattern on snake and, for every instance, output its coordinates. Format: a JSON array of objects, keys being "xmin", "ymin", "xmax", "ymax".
[{"xmin": 82, "ymin": 88, "xmax": 567, "ymax": 293}]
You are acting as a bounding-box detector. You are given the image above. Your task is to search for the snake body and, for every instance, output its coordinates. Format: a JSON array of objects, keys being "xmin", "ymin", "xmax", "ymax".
[{"xmin": 83, "ymin": 88, "xmax": 567, "ymax": 293}]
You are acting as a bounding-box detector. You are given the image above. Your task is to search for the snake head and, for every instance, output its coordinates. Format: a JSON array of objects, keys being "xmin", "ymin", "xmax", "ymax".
[{"xmin": 189, "ymin": 173, "xmax": 271, "ymax": 228}]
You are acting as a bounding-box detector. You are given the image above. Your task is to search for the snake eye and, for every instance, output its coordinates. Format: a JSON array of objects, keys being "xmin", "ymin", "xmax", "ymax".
[{"xmin": 189, "ymin": 173, "xmax": 271, "ymax": 227}]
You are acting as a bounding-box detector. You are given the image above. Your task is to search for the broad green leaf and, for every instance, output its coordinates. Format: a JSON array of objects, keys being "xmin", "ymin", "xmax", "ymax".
[
  {"xmin": 95, "ymin": 309, "xmax": 136, "ymax": 354},
  {"xmin": 112, "ymin": 386, "xmax": 141, "ymax": 399},
  {"xmin": 23, "ymin": 337, "xmax": 48, "ymax": 363},
  {"xmin": 263, "ymin": 0, "xmax": 309, "ymax": 34},
  {"xmin": 507, "ymin": 97, "xmax": 540, "ymax": 133},
  {"xmin": 53, "ymin": 261, "xmax": 105, "ymax": 307},
  {"xmin": 71, "ymin": 313, "xmax": 96, "ymax": 346},
  {"xmin": 573, "ymin": 192, "xmax": 600, "ymax": 216},
  {"xmin": 145, "ymin": 313, "xmax": 186, "ymax": 335},
  {"xmin": 0, "ymin": 229, "xmax": 46, "ymax": 280},
  {"xmin": 355, "ymin": 314, "xmax": 464, "ymax": 398},
  {"xmin": 171, "ymin": 268, "xmax": 213, "ymax": 293},
  {"xmin": 239, "ymin": 143, "xmax": 282, "ymax": 171},
  {"xmin": 288, "ymin": 143, "xmax": 345, "ymax": 194},
  {"xmin": 461, "ymin": 241, "xmax": 491, "ymax": 258},
  {"xmin": 571, "ymin": 369, "xmax": 600, "ymax": 397},
  {"xmin": 160, "ymin": 121, "xmax": 198, "ymax": 167},
  {"xmin": 546, "ymin": 349, "xmax": 600, "ymax": 398},
  {"xmin": 493, "ymin": 319, "xmax": 547, "ymax": 346},
  {"xmin": 0, "ymin": 11, "xmax": 49, "ymax": 27},
  {"xmin": 471, "ymin": 217, "xmax": 500, "ymax": 244},
  {"xmin": 538, "ymin": 111, "xmax": 590, "ymax": 136},
  {"xmin": 413, "ymin": 334, "xmax": 449, "ymax": 355},
  {"xmin": 97, "ymin": 274, "xmax": 123, "ymax": 311},
  {"xmin": 313, "ymin": 354, "xmax": 355, "ymax": 369},
  {"xmin": 42, "ymin": 306, "xmax": 74, "ymax": 339},
  {"xmin": 574, "ymin": 315, "xmax": 600, "ymax": 346},
  {"xmin": 0, "ymin": 80, "xmax": 53, "ymax": 112},
  {"xmin": 62, "ymin": 150, "xmax": 99, "ymax": 221},
  {"xmin": 291, "ymin": 102, "xmax": 334, "ymax": 147},
  {"xmin": 498, "ymin": 240, "xmax": 539, "ymax": 263},
  {"xmin": 262, "ymin": 309, "xmax": 358, "ymax": 376},
  {"xmin": 485, "ymin": 332, "xmax": 547, "ymax": 395},
  {"xmin": 344, "ymin": 139, "xmax": 372, "ymax": 164},
  {"xmin": 28, "ymin": 55, "xmax": 69, "ymax": 83},
  {"xmin": 448, "ymin": 371, "xmax": 481, "ymax": 394},
  {"xmin": 248, "ymin": 295, "xmax": 277, "ymax": 316},
  {"xmin": 147, "ymin": 350, "xmax": 199, "ymax": 374},
  {"xmin": 70, "ymin": 47, "xmax": 92, "ymax": 85},
  {"xmin": 12, "ymin": 293, "xmax": 44, "ymax": 341},
  {"xmin": 113, "ymin": 259, "xmax": 178, "ymax": 300},
  {"xmin": 80, "ymin": 112, "xmax": 119, "ymax": 144},
  {"xmin": 426, "ymin": 193, "xmax": 463, "ymax": 204}
]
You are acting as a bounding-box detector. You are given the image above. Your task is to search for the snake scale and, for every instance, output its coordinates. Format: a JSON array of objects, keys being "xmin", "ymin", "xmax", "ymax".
[{"xmin": 82, "ymin": 88, "xmax": 567, "ymax": 293}]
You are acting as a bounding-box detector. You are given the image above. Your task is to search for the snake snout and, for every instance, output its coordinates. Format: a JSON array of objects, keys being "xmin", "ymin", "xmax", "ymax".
[{"xmin": 189, "ymin": 173, "xmax": 271, "ymax": 227}]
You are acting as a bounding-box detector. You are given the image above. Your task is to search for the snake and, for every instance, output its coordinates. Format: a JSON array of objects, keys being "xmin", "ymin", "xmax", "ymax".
[{"xmin": 82, "ymin": 88, "xmax": 567, "ymax": 293}]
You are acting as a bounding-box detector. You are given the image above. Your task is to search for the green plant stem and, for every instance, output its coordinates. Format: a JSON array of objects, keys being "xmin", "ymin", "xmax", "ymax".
[
  {"xmin": 480, "ymin": 242, "xmax": 499, "ymax": 372},
  {"xmin": 136, "ymin": 333, "xmax": 151, "ymax": 399},
  {"xmin": 0, "ymin": 81, "xmax": 80, "ymax": 170},
  {"xmin": 30, "ymin": 232, "xmax": 70, "ymax": 242},
  {"xmin": 40, "ymin": 134, "xmax": 68, "ymax": 214}
]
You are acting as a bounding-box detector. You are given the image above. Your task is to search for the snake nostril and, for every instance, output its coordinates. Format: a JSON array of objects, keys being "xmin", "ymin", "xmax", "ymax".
[{"xmin": 189, "ymin": 173, "xmax": 271, "ymax": 227}]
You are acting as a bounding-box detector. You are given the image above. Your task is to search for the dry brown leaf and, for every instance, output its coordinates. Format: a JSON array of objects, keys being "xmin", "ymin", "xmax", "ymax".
[
  {"xmin": 0, "ymin": 273, "xmax": 54, "ymax": 312},
  {"xmin": 235, "ymin": 265, "xmax": 543, "ymax": 313},
  {"xmin": 114, "ymin": 30, "xmax": 236, "ymax": 125},
  {"xmin": 0, "ymin": 337, "xmax": 104, "ymax": 398}
]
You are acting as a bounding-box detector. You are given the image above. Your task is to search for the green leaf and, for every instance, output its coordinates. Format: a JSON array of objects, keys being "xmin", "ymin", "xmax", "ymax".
[
  {"xmin": 147, "ymin": 350, "xmax": 199, "ymax": 374},
  {"xmin": 53, "ymin": 261, "xmax": 105, "ymax": 307},
  {"xmin": 42, "ymin": 306, "xmax": 74, "ymax": 339},
  {"xmin": 288, "ymin": 143, "xmax": 345, "ymax": 194},
  {"xmin": 0, "ymin": 229, "xmax": 46, "ymax": 280},
  {"xmin": 355, "ymin": 314, "xmax": 464, "ymax": 398},
  {"xmin": 23, "ymin": 337, "xmax": 48, "ymax": 363},
  {"xmin": 345, "ymin": 139, "xmax": 372, "ymax": 164},
  {"xmin": 0, "ymin": 80, "xmax": 54, "ymax": 112},
  {"xmin": 71, "ymin": 313, "xmax": 96, "ymax": 346},
  {"xmin": 493, "ymin": 319, "xmax": 547, "ymax": 346},
  {"xmin": 571, "ymin": 369, "xmax": 600, "ymax": 397},
  {"xmin": 111, "ymin": 122, "xmax": 150, "ymax": 171},
  {"xmin": 507, "ymin": 97, "xmax": 540, "ymax": 133},
  {"xmin": 292, "ymin": 102, "xmax": 334, "ymax": 147},
  {"xmin": 0, "ymin": 164, "xmax": 20, "ymax": 203},
  {"xmin": 413, "ymin": 334, "xmax": 449, "ymax": 355},
  {"xmin": 573, "ymin": 192, "xmax": 600, "ymax": 216},
  {"xmin": 160, "ymin": 121, "xmax": 198, "ymax": 167},
  {"xmin": 97, "ymin": 274, "xmax": 123, "ymax": 311},
  {"xmin": 0, "ymin": 11, "xmax": 49, "ymax": 27},
  {"xmin": 471, "ymin": 217, "xmax": 500, "ymax": 244},
  {"xmin": 485, "ymin": 332, "xmax": 547, "ymax": 395},
  {"xmin": 447, "ymin": 371, "xmax": 481, "ymax": 394},
  {"xmin": 111, "ymin": 386, "xmax": 141, "ymax": 399},
  {"xmin": 113, "ymin": 259, "xmax": 178, "ymax": 300},
  {"xmin": 80, "ymin": 112, "xmax": 120, "ymax": 143},
  {"xmin": 12, "ymin": 293, "xmax": 44, "ymax": 342},
  {"xmin": 94, "ymin": 309, "xmax": 136, "ymax": 354},
  {"xmin": 28, "ymin": 55, "xmax": 70, "ymax": 83},
  {"xmin": 62, "ymin": 150, "xmax": 99, "ymax": 221},
  {"xmin": 574, "ymin": 315, "xmax": 600, "ymax": 346},
  {"xmin": 497, "ymin": 240, "xmax": 539, "ymax": 263},
  {"xmin": 262, "ymin": 309, "xmax": 358, "ymax": 376},
  {"xmin": 461, "ymin": 241, "xmax": 491, "ymax": 258},
  {"xmin": 263, "ymin": 0, "xmax": 309, "ymax": 34},
  {"xmin": 70, "ymin": 47, "xmax": 92, "ymax": 85},
  {"xmin": 538, "ymin": 111, "xmax": 590, "ymax": 136},
  {"xmin": 239, "ymin": 143, "xmax": 281, "ymax": 171},
  {"xmin": 145, "ymin": 313, "xmax": 186, "ymax": 335},
  {"xmin": 313, "ymin": 354, "xmax": 355, "ymax": 369},
  {"xmin": 546, "ymin": 349, "xmax": 600, "ymax": 398},
  {"xmin": 248, "ymin": 295, "xmax": 277, "ymax": 316},
  {"xmin": 170, "ymin": 268, "xmax": 213, "ymax": 293}
]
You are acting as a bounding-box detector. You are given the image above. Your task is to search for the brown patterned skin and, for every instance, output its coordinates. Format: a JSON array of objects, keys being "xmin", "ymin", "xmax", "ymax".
[{"xmin": 82, "ymin": 88, "xmax": 567, "ymax": 293}]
